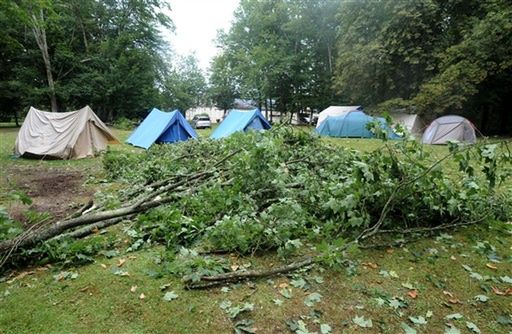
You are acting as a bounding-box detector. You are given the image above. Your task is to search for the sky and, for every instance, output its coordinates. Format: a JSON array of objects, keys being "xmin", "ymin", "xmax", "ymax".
[{"xmin": 164, "ymin": 0, "xmax": 240, "ymax": 72}]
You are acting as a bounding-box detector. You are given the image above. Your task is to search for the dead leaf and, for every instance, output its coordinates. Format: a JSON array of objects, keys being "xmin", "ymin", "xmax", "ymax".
[
  {"xmin": 117, "ymin": 258, "xmax": 127, "ymax": 267},
  {"xmin": 407, "ymin": 290, "xmax": 418, "ymax": 299},
  {"xmin": 450, "ymin": 256, "xmax": 457, "ymax": 261},
  {"xmin": 36, "ymin": 266, "xmax": 49, "ymax": 272},
  {"xmin": 79, "ymin": 286, "xmax": 90, "ymax": 292},
  {"xmin": 443, "ymin": 290, "xmax": 454, "ymax": 298},
  {"xmin": 139, "ymin": 293, "xmax": 145, "ymax": 300},
  {"xmin": 486, "ymin": 263, "xmax": 497, "ymax": 270},
  {"xmin": 130, "ymin": 286, "xmax": 137, "ymax": 293},
  {"xmin": 362, "ymin": 262, "xmax": 378, "ymax": 269},
  {"xmin": 448, "ymin": 298, "xmax": 461, "ymax": 304},
  {"xmin": 7, "ymin": 271, "xmax": 34, "ymax": 284},
  {"xmin": 231, "ymin": 264, "xmax": 239, "ymax": 271},
  {"xmin": 100, "ymin": 264, "xmax": 107, "ymax": 269},
  {"xmin": 128, "ymin": 255, "xmax": 137, "ymax": 260},
  {"xmin": 492, "ymin": 286, "xmax": 506, "ymax": 296},
  {"xmin": 278, "ymin": 282, "xmax": 289, "ymax": 289},
  {"xmin": 92, "ymin": 226, "xmax": 99, "ymax": 234},
  {"xmin": 386, "ymin": 248, "xmax": 394, "ymax": 254}
]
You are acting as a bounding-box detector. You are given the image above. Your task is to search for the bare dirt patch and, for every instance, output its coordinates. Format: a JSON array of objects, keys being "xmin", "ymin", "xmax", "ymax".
[{"xmin": 5, "ymin": 166, "xmax": 94, "ymax": 225}]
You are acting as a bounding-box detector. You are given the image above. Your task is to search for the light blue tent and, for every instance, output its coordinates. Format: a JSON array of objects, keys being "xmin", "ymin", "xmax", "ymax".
[
  {"xmin": 316, "ymin": 110, "xmax": 399, "ymax": 139},
  {"xmin": 126, "ymin": 108, "xmax": 197, "ymax": 149},
  {"xmin": 210, "ymin": 109, "xmax": 271, "ymax": 139}
]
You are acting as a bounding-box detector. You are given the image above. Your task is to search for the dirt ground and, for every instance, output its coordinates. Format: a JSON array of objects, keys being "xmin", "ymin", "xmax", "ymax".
[{"xmin": 4, "ymin": 166, "xmax": 93, "ymax": 226}]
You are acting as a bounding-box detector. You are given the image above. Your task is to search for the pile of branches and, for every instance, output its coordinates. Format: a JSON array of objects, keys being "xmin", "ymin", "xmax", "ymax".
[{"xmin": 1, "ymin": 128, "xmax": 511, "ymax": 285}]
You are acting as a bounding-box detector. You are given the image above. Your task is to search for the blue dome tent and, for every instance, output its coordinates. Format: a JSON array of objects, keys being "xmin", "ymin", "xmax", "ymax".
[
  {"xmin": 126, "ymin": 108, "xmax": 197, "ymax": 149},
  {"xmin": 210, "ymin": 109, "xmax": 271, "ymax": 139},
  {"xmin": 316, "ymin": 110, "xmax": 399, "ymax": 139}
]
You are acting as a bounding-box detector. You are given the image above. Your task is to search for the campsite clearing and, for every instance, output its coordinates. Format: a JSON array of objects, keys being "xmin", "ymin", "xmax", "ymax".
[{"xmin": 1, "ymin": 126, "xmax": 511, "ymax": 333}]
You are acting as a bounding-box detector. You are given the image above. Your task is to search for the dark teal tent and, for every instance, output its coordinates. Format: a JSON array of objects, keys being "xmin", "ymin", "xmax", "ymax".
[
  {"xmin": 126, "ymin": 108, "xmax": 197, "ymax": 149},
  {"xmin": 316, "ymin": 110, "xmax": 399, "ymax": 139},
  {"xmin": 210, "ymin": 109, "xmax": 271, "ymax": 139}
]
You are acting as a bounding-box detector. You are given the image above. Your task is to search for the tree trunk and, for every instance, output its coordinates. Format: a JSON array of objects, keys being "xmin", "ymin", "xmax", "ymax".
[
  {"xmin": 269, "ymin": 98, "xmax": 273, "ymax": 123},
  {"xmin": 31, "ymin": 9, "xmax": 57, "ymax": 112},
  {"xmin": 13, "ymin": 110, "xmax": 19, "ymax": 127},
  {"xmin": 264, "ymin": 98, "xmax": 268, "ymax": 119}
]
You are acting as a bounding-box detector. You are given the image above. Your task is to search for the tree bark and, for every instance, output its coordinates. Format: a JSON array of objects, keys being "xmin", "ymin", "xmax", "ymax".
[{"xmin": 30, "ymin": 9, "xmax": 57, "ymax": 112}]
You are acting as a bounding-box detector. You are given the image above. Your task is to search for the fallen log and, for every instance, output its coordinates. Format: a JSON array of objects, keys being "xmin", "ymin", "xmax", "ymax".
[{"xmin": 185, "ymin": 257, "xmax": 314, "ymax": 289}]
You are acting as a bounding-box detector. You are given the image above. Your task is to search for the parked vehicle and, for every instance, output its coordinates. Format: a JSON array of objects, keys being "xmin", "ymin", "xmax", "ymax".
[{"xmin": 191, "ymin": 114, "xmax": 211, "ymax": 129}]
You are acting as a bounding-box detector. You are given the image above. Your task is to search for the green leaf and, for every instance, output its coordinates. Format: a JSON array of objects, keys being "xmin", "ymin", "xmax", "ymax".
[
  {"xmin": 444, "ymin": 325, "xmax": 461, "ymax": 334},
  {"xmin": 445, "ymin": 313, "xmax": 463, "ymax": 320},
  {"xmin": 500, "ymin": 276, "xmax": 512, "ymax": 284},
  {"xmin": 409, "ymin": 316, "xmax": 427, "ymax": 325},
  {"xmin": 273, "ymin": 299, "xmax": 283, "ymax": 306},
  {"xmin": 401, "ymin": 322, "xmax": 417, "ymax": 334},
  {"xmin": 465, "ymin": 322, "xmax": 481, "ymax": 334},
  {"xmin": 163, "ymin": 291, "xmax": 178, "ymax": 301},
  {"xmin": 304, "ymin": 292, "xmax": 322, "ymax": 307},
  {"xmin": 474, "ymin": 295, "xmax": 488, "ymax": 303},
  {"xmin": 469, "ymin": 272, "xmax": 484, "ymax": 281},
  {"xmin": 234, "ymin": 319, "xmax": 256, "ymax": 334},
  {"xmin": 353, "ymin": 315, "xmax": 372, "ymax": 328},
  {"xmin": 496, "ymin": 314, "xmax": 512, "ymax": 325},
  {"xmin": 219, "ymin": 300, "xmax": 232, "ymax": 310},
  {"xmin": 280, "ymin": 288, "xmax": 293, "ymax": 299},
  {"xmin": 389, "ymin": 298, "xmax": 407, "ymax": 309},
  {"xmin": 291, "ymin": 278, "xmax": 307, "ymax": 289},
  {"xmin": 320, "ymin": 323, "xmax": 332, "ymax": 334},
  {"xmin": 313, "ymin": 276, "xmax": 324, "ymax": 284},
  {"xmin": 401, "ymin": 282, "xmax": 416, "ymax": 290}
]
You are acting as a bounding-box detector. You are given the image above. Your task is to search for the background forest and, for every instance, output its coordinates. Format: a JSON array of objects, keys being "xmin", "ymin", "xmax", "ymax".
[{"xmin": 1, "ymin": 0, "xmax": 511, "ymax": 134}]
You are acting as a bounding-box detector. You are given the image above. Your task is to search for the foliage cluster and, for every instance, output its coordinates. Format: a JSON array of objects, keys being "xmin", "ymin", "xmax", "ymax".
[
  {"xmin": 103, "ymin": 129, "xmax": 512, "ymax": 263},
  {"xmin": 0, "ymin": 0, "xmax": 207, "ymax": 122},
  {"xmin": 335, "ymin": 0, "xmax": 512, "ymax": 134}
]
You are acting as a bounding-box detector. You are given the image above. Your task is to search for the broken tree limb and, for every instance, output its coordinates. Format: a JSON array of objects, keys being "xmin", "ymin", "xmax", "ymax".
[
  {"xmin": 52, "ymin": 215, "xmax": 135, "ymax": 240},
  {"xmin": 184, "ymin": 257, "xmax": 314, "ymax": 289}
]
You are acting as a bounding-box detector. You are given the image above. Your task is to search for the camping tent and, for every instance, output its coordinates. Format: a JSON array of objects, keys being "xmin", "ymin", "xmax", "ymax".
[
  {"xmin": 126, "ymin": 108, "xmax": 197, "ymax": 149},
  {"xmin": 15, "ymin": 106, "xmax": 119, "ymax": 159},
  {"xmin": 210, "ymin": 109, "xmax": 271, "ymax": 139},
  {"xmin": 316, "ymin": 110, "xmax": 399, "ymax": 139},
  {"xmin": 421, "ymin": 115, "xmax": 476, "ymax": 144},
  {"xmin": 317, "ymin": 106, "xmax": 362, "ymax": 128},
  {"xmin": 389, "ymin": 112, "xmax": 425, "ymax": 136}
]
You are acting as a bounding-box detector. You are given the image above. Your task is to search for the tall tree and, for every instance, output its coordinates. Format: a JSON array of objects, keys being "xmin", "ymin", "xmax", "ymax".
[{"xmin": 161, "ymin": 55, "xmax": 207, "ymax": 113}]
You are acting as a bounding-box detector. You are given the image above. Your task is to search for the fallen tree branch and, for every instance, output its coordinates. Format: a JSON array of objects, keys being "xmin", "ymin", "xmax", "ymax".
[
  {"xmin": 184, "ymin": 257, "xmax": 314, "ymax": 289},
  {"xmin": 52, "ymin": 215, "xmax": 135, "ymax": 240}
]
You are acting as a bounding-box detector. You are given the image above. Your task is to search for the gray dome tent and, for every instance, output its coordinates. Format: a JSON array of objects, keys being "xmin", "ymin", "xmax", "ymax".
[{"xmin": 422, "ymin": 115, "xmax": 476, "ymax": 144}]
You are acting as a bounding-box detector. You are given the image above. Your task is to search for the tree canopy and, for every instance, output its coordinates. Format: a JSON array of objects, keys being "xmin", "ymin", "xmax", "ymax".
[{"xmin": 1, "ymin": 0, "xmax": 510, "ymax": 134}]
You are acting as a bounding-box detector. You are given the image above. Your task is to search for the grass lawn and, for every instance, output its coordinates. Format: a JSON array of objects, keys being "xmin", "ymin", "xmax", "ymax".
[{"xmin": 0, "ymin": 126, "xmax": 511, "ymax": 333}]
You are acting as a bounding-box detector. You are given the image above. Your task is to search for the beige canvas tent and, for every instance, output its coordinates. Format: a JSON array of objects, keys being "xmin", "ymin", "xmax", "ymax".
[
  {"xmin": 390, "ymin": 112, "xmax": 425, "ymax": 136},
  {"xmin": 317, "ymin": 106, "xmax": 362, "ymax": 128},
  {"xmin": 421, "ymin": 115, "xmax": 476, "ymax": 145},
  {"xmin": 15, "ymin": 106, "xmax": 119, "ymax": 159}
]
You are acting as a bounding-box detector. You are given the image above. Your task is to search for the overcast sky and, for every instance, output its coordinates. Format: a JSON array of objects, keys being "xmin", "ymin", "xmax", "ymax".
[{"xmin": 164, "ymin": 0, "xmax": 240, "ymax": 72}]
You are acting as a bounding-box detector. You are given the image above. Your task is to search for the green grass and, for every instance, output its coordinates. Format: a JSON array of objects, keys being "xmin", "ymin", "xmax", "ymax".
[{"xmin": 1, "ymin": 126, "xmax": 511, "ymax": 333}]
